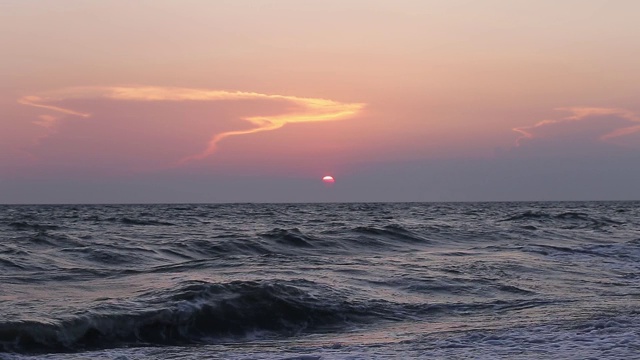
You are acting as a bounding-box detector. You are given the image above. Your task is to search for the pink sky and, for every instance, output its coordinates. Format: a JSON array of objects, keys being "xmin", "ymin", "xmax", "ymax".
[{"xmin": 1, "ymin": 1, "xmax": 639, "ymax": 202}]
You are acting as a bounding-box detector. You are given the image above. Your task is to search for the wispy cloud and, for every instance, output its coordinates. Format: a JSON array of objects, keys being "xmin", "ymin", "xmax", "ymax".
[
  {"xmin": 512, "ymin": 107, "xmax": 640, "ymax": 146},
  {"xmin": 18, "ymin": 95, "xmax": 91, "ymax": 118},
  {"xmin": 19, "ymin": 86, "xmax": 365, "ymax": 163}
]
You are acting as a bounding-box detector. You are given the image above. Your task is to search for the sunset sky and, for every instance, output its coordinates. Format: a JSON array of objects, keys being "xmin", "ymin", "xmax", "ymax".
[{"xmin": 1, "ymin": 0, "xmax": 639, "ymax": 203}]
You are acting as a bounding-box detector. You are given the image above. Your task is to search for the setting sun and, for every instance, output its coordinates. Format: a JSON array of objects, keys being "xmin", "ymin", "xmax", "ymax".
[{"xmin": 322, "ymin": 175, "xmax": 335, "ymax": 184}]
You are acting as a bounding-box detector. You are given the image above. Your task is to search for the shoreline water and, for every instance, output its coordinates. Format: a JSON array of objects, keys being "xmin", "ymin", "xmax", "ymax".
[{"xmin": 1, "ymin": 202, "xmax": 638, "ymax": 359}]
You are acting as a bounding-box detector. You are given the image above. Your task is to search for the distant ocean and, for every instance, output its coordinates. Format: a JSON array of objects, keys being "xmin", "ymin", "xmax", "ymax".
[{"xmin": 1, "ymin": 202, "xmax": 639, "ymax": 359}]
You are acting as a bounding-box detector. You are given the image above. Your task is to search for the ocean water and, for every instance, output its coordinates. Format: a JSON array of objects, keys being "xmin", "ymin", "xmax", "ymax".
[{"xmin": 1, "ymin": 202, "xmax": 639, "ymax": 359}]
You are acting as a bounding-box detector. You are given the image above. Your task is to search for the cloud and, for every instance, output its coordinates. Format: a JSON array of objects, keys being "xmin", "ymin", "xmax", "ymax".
[
  {"xmin": 18, "ymin": 95, "xmax": 91, "ymax": 118},
  {"xmin": 18, "ymin": 86, "xmax": 365, "ymax": 164},
  {"xmin": 513, "ymin": 107, "xmax": 640, "ymax": 147}
]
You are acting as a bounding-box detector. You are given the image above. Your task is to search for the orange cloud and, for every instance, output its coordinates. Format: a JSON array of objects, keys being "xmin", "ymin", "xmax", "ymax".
[
  {"xmin": 18, "ymin": 95, "xmax": 91, "ymax": 118},
  {"xmin": 18, "ymin": 86, "xmax": 365, "ymax": 164},
  {"xmin": 513, "ymin": 107, "xmax": 640, "ymax": 146}
]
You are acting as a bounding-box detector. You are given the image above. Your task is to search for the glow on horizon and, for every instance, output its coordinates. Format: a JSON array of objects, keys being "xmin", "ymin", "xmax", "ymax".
[{"xmin": 18, "ymin": 86, "xmax": 366, "ymax": 164}]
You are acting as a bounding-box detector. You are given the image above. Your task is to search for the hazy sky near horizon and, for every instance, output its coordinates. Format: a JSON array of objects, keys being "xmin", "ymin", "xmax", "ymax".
[{"xmin": 1, "ymin": 0, "xmax": 639, "ymax": 203}]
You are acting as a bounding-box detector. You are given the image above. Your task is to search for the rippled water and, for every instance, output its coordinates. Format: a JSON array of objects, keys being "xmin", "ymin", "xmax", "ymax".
[{"xmin": 1, "ymin": 202, "xmax": 639, "ymax": 359}]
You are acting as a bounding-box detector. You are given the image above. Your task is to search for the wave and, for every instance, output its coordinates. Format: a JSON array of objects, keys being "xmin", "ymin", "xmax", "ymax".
[
  {"xmin": 118, "ymin": 218, "xmax": 176, "ymax": 226},
  {"xmin": 501, "ymin": 211, "xmax": 551, "ymax": 222},
  {"xmin": 0, "ymin": 278, "xmax": 555, "ymax": 354},
  {"xmin": 71, "ymin": 216, "xmax": 176, "ymax": 226},
  {"xmin": 500, "ymin": 211, "xmax": 624, "ymax": 229},
  {"xmin": 522, "ymin": 241, "xmax": 640, "ymax": 262},
  {"xmin": 259, "ymin": 225, "xmax": 429, "ymax": 254},
  {"xmin": 0, "ymin": 280, "xmax": 363, "ymax": 353},
  {"xmin": 8, "ymin": 222, "xmax": 60, "ymax": 231},
  {"xmin": 260, "ymin": 228, "xmax": 318, "ymax": 248},
  {"xmin": 0, "ymin": 256, "xmax": 26, "ymax": 270},
  {"xmin": 351, "ymin": 224, "xmax": 429, "ymax": 245},
  {"xmin": 627, "ymin": 238, "xmax": 640, "ymax": 246}
]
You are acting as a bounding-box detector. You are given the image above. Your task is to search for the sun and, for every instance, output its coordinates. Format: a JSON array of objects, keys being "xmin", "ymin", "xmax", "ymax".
[{"xmin": 322, "ymin": 175, "xmax": 335, "ymax": 184}]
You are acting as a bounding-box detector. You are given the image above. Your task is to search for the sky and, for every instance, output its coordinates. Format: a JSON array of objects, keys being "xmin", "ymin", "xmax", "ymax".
[{"xmin": 1, "ymin": 0, "xmax": 639, "ymax": 203}]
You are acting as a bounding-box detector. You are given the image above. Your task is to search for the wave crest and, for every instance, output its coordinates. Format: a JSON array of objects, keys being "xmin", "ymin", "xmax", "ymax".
[{"xmin": 0, "ymin": 280, "xmax": 357, "ymax": 353}]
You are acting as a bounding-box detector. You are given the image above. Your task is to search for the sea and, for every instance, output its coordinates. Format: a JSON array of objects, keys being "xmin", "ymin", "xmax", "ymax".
[{"xmin": 0, "ymin": 202, "xmax": 639, "ymax": 359}]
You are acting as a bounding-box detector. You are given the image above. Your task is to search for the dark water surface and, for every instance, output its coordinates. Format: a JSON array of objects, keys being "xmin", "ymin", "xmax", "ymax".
[{"xmin": 1, "ymin": 202, "xmax": 639, "ymax": 359}]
